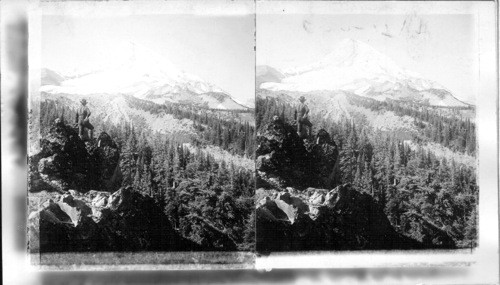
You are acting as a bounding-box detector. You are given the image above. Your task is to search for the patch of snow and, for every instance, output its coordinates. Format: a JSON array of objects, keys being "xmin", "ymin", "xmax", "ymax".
[{"xmin": 41, "ymin": 92, "xmax": 195, "ymax": 136}]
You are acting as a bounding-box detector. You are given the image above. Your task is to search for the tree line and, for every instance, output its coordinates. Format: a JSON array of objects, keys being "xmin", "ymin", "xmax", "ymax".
[{"xmin": 347, "ymin": 94, "xmax": 476, "ymax": 155}]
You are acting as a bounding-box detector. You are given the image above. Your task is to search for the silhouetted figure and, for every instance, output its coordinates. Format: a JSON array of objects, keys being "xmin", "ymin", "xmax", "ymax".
[
  {"xmin": 75, "ymin": 98, "xmax": 94, "ymax": 140},
  {"xmin": 295, "ymin": 96, "xmax": 312, "ymax": 138}
]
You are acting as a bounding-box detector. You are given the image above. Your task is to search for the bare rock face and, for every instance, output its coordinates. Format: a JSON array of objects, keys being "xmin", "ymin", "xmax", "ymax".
[
  {"xmin": 28, "ymin": 187, "xmax": 200, "ymax": 253},
  {"xmin": 308, "ymin": 129, "xmax": 339, "ymax": 189},
  {"xmin": 29, "ymin": 120, "xmax": 121, "ymax": 193},
  {"xmin": 274, "ymin": 192, "xmax": 308, "ymax": 224},
  {"xmin": 256, "ymin": 119, "xmax": 339, "ymax": 189},
  {"xmin": 256, "ymin": 118, "xmax": 310, "ymax": 188}
]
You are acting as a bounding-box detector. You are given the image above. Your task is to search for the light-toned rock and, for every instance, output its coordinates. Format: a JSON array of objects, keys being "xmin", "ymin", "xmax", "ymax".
[
  {"xmin": 57, "ymin": 195, "xmax": 91, "ymax": 226},
  {"xmin": 309, "ymin": 191, "xmax": 325, "ymax": 205}
]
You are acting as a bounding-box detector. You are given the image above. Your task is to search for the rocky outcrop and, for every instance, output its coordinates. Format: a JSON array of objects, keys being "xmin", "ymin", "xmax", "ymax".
[
  {"xmin": 28, "ymin": 187, "xmax": 201, "ymax": 253},
  {"xmin": 29, "ymin": 119, "xmax": 121, "ymax": 193},
  {"xmin": 308, "ymin": 129, "xmax": 339, "ymax": 189},
  {"xmin": 257, "ymin": 184, "xmax": 430, "ymax": 251},
  {"xmin": 256, "ymin": 117, "xmax": 308, "ymax": 189},
  {"xmin": 87, "ymin": 133, "xmax": 122, "ymax": 192},
  {"xmin": 256, "ymin": 118, "xmax": 339, "ymax": 189},
  {"xmin": 28, "ymin": 120, "xmax": 240, "ymax": 252}
]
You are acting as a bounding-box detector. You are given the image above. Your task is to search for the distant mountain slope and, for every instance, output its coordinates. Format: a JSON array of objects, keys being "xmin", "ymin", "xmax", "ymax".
[
  {"xmin": 257, "ymin": 88, "xmax": 475, "ymax": 164},
  {"xmin": 40, "ymin": 90, "xmax": 256, "ymax": 170},
  {"xmin": 40, "ymin": 43, "xmax": 248, "ymax": 110},
  {"xmin": 260, "ymin": 39, "xmax": 469, "ymax": 108},
  {"xmin": 258, "ymin": 89, "xmax": 418, "ymax": 134},
  {"xmin": 41, "ymin": 91, "xmax": 197, "ymax": 137}
]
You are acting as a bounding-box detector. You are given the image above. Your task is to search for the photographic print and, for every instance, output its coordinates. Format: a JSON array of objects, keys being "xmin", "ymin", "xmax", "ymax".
[
  {"xmin": 16, "ymin": 1, "xmax": 497, "ymax": 279},
  {"xmin": 27, "ymin": 1, "xmax": 255, "ymax": 268},
  {"xmin": 256, "ymin": 5, "xmax": 480, "ymax": 252}
]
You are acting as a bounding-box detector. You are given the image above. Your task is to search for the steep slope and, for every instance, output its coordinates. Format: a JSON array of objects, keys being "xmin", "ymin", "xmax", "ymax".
[
  {"xmin": 40, "ymin": 43, "xmax": 247, "ymax": 110},
  {"xmin": 260, "ymin": 39, "xmax": 468, "ymax": 108}
]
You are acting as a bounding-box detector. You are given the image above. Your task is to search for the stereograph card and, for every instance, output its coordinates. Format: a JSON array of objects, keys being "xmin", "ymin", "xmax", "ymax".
[{"xmin": 8, "ymin": 0, "xmax": 498, "ymax": 283}]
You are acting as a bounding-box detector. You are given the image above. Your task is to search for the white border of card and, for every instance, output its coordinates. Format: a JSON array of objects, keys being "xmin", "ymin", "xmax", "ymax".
[{"xmin": 13, "ymin": 0, "xmax": 499, "ymax": 283}]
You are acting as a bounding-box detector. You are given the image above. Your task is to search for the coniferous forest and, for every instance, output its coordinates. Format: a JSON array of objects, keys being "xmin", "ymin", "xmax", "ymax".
[
  {"xmin": 256, "ymin": 96, "xmax": 478, "ymax": 248},
  {"xmin": 39, "ymin": 99, "xmax": 256, "ymax": 251},
  {"xmin": 36, "ymin": 93, "xmax": 479, "ymax": 250}
]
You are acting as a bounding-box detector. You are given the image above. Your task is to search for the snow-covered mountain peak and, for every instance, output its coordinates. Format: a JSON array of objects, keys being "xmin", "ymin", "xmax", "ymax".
[
  {"xmin": 40, "ymin": 41, "xmax": 249, "ymax": 110},
  {"xmin": 54, "ymin": 41, "xmax": 225, "ymax": 96},
  {"xmin": 113, "ymin": 42, "xmax": 198, "ymax": 84},
  {"xmin": 260, "ymin": 39, "xmax": 468, "ymax": 108},
  {"xmin": 284, "ymin": 38, "xmax": 406, "ymax": 79}
]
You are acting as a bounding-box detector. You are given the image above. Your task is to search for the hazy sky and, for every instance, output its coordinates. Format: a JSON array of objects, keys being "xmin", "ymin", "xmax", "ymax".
[
  {"xmin": 257, "ymin": 14, "xmax": 477, "ymax": 104},
  {"xmin": 42, "ymin": 14, "xmax": 255, "ymax": 103}
]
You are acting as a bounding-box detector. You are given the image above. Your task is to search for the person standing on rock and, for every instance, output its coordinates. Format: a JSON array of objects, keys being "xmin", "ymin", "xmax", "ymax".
[
  {"xmin": 75, "ymin": 98, "xmax": 94, "ymax": 141},
  {"xmin": 295, "ymin": 96, "xmax": 312, "ymax": 138}
]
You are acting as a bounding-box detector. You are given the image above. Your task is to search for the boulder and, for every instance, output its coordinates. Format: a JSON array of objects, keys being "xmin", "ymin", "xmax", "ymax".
[
  {"xmin": 256, "ymin": 185, "xmax": 431, "ymax": 251},
  {"xmin": 256, "ymin": 206, "xmax": 292, "ymax": 252},
  {"xmin": 91, "ymin": 192, "xmax": 109, "ymax": 208},
  {"xmin": 308, "ymin": 191, "xmax": 325, "ymax": 205},
  {"xmin": 57, "ymin": 194, "xmax": 92, "ymax": 226},
  {"xmin": 28, "ymin": 187, "xmax": 201, "ymax": 253},
  {"xmin": 274, "ymin": 192, "xmax": 308, "ymax": 224},
  {"xmin": 28, "ymin": 200, "xmax": 73, "ymax": 253},
  {"xmin": 307, "ymin": 205, "xmax": 325, "ymax": 220},
  {"xmin": 257, "ymin": 197, "xmax": 289, "ymax": 222}
]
